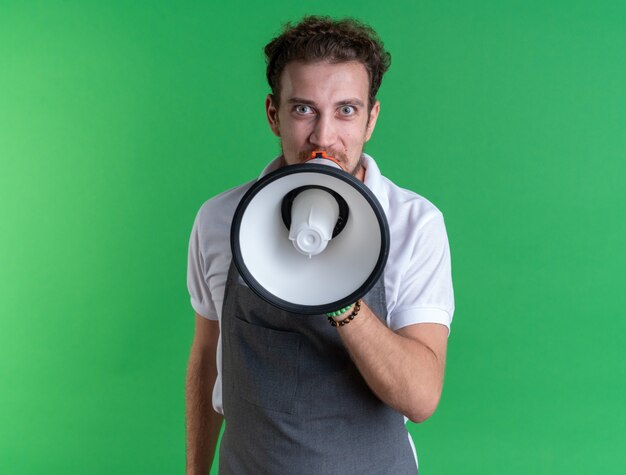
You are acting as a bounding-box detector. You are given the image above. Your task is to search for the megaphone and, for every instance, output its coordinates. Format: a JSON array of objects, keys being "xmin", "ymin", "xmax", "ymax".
[{"xmin": 230, "ymin": 152, "xmax": 389, "ymax": 315}]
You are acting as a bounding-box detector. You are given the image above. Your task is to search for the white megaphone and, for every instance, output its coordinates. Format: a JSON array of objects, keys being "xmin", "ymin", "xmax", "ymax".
[{"xmin": 230, "ymin": 151, "xmax": 389, "ymax": 315}]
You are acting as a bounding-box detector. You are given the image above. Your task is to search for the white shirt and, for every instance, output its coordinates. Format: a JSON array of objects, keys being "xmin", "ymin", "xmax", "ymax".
[{"xmin": 187, "ymin": 154, "xmax": 455, "ymax": 414}]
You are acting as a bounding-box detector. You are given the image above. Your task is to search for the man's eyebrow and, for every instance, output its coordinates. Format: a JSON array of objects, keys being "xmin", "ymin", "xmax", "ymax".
[
  {"xmin": 286, "ymin": 97, "xmax": 366, "ymax": 107},
  {"xmin": 335, "ymin": 98, "xmax": 365, "ymax": 107},
  {"xmin": 286, "ymin": 97, "xmax": 317, "ymax": 105}
]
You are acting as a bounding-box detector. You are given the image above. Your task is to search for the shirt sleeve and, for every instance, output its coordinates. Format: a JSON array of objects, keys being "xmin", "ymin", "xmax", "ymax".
[
  {"xmin": 390, "ymin": 213, "xmax": 455, "ymax": 332},
  {"xmin": 187, "ymin": 213, "xmax": 218, "ymax": 320}
]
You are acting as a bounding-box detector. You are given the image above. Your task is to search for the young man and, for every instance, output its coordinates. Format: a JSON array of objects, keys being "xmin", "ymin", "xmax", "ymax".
[{"xmin": 186, "ymin": 16, "xmax": 454, "ymax": 474}]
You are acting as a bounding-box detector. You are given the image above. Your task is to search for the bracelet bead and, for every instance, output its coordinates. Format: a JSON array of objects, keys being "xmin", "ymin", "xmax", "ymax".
[
  {"xmin": 325, "ymin": 304, "xmax": 353, "ymax": 318},
  {"xmin": 327, "ymin": 300, "xmax": 361, "ymax": 327}
]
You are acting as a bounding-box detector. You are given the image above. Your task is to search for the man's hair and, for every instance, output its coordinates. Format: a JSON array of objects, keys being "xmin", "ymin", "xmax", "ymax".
[{"xmin": 264, "ymin": 15, "xmax": 391, "ymax": 111}]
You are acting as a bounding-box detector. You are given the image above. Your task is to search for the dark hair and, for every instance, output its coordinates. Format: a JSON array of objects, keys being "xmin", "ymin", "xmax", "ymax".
[{"xmin": 264, "ymin": 15, "xmax": 391, "ymax": 111}]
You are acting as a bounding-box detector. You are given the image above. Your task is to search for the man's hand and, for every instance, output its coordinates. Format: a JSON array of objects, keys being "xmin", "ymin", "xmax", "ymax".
[{"xmin": 335, "ymin": 302, "xmax": 448, "ymax": 423}]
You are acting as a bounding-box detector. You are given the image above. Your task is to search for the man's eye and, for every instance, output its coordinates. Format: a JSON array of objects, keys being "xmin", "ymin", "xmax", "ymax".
[
  {"xmin": 295, "ymin": 105, "xmax": 313, "ymax": 114},
  {"xmin": 340, "ymin": 105, "xmax": 355, "ymax": 115}
]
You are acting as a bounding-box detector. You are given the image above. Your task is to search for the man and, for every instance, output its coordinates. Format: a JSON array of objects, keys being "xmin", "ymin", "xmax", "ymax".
[{"xmin": 186, "ymin": 16, "xmax": 454, "ymax": 475}]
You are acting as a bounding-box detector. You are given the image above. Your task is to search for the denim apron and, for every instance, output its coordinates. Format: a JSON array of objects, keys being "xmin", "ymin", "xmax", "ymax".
[{"xmin": 219, "ymin": 260, "xmax": 418, "ymax": 474}]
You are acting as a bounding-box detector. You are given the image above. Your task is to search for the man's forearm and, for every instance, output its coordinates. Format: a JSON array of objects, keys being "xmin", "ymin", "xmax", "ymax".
[
  {"xmin": 335, "ymin": 303, "xmax": 447, "ymax": 423},
  {"xmin": 185, "ymin": 349, "xmax": 223, "ymax": 475}
]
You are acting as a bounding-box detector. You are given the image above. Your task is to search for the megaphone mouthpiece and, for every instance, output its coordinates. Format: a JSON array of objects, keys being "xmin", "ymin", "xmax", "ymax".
[
  {"xmin": 307, "ymin": 151, "xmax": 343, "ymax": 170},
  {"xmin": 311, "ymin": 150, "xmax": 331, "ymax": 160}
]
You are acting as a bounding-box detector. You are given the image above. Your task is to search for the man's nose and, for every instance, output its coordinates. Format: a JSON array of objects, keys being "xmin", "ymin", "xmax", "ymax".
[{"xmin": 309, "ymin": 115, "xmax": 337, "ymax": 148}]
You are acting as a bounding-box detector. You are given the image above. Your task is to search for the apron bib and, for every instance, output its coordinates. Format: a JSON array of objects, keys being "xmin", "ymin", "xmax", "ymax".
[{"xmin": 219, "ymin": 261, "xmax": 417, "ymax": 474}]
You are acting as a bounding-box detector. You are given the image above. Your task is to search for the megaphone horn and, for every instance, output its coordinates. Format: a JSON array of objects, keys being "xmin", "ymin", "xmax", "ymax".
[{"xmin": 230, "ymin": 153, "xmax": 389, "ymax": 315}]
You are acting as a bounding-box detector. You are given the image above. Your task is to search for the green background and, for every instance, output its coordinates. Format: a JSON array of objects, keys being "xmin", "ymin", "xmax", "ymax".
[{"xmin": 1, "ymin": 1, "xmax": 625, "ymax": 473}]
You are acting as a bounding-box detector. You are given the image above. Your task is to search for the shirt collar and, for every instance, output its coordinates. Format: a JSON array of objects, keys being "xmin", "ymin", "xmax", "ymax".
[
  {"xmin": 361, "ymin": 153, "xmax": 389, "ymax": 214},
  {"xmin": 258, "ymin": 156, "xmax": 284, "ymax": 178}
]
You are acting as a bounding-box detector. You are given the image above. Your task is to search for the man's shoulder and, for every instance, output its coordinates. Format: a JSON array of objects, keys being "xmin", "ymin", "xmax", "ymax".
[
  {"xmin": 380, "ymin": 176, "xmax": 443, "ymax": 227},
  {"xmin": 363, "ymin": 154, "xmax": 443, "ymax": 226},
  {"xmin": 194, "ymin": 180, "xmax": 256, "ymax": 232}
]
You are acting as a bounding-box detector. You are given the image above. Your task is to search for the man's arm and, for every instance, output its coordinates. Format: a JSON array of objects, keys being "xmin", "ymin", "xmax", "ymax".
[
  {"xmin": 186, "ymin": 313, "xmax": 223, "ymax": 475},
  {"xmin": 336, "ymin": 304, "xmax": 448, "ymax": 423}
]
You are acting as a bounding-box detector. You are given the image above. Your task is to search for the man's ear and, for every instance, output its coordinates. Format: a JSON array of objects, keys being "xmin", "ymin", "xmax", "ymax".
[
  {"xmin": 266, "ymin": 94, "xmax": 281, "ymax": 137},
  {"xmin": 365, "ymin": 100, "xmax": 380, "ymax": 142}
]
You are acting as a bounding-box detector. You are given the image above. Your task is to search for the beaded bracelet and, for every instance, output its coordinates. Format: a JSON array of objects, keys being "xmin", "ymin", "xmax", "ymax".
[
  {"xmin": 327, "ymin": 300, "xmax": 361, "ymax": 327},
  {"xmin": 325, "ymin": 304, "xmax": 354, "ymax": 318}
]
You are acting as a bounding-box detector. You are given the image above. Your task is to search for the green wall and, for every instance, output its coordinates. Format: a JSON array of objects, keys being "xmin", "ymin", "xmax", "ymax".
[{"xmin": 1, "ymin": 1, "xmax": 625, "ymax": 473}]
